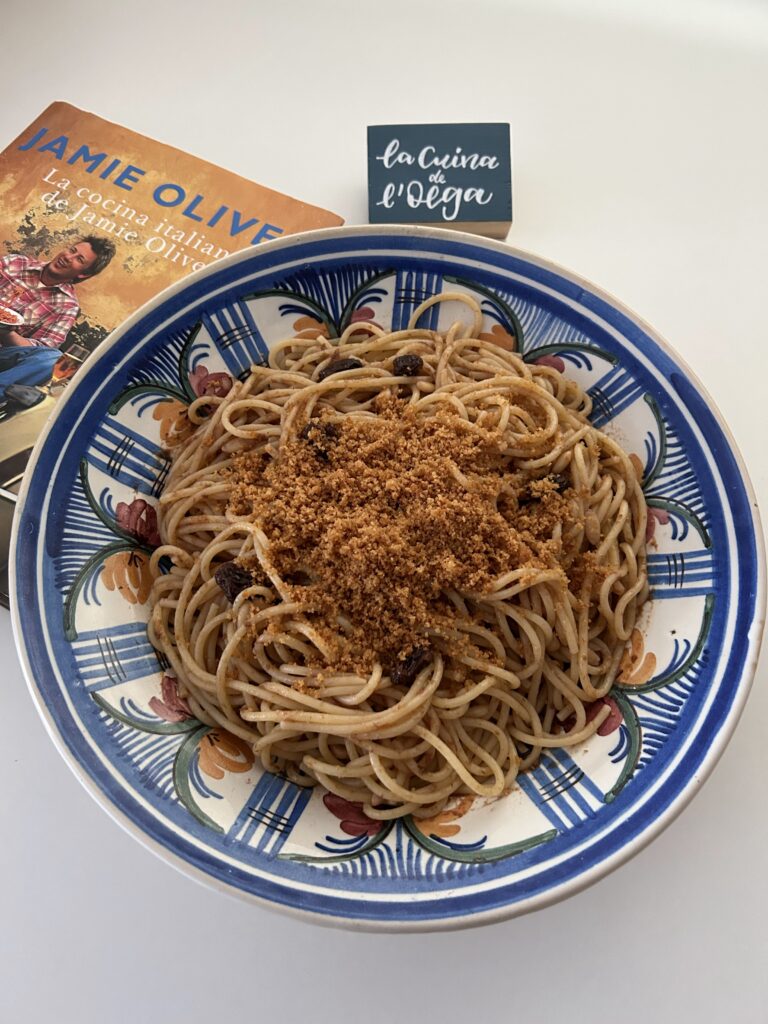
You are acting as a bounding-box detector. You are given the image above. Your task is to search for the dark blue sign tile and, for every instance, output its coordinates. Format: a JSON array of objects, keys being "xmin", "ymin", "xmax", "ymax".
[{"xmin": 367, "ymin": 123, "xmax": 512, "ymax": 237}]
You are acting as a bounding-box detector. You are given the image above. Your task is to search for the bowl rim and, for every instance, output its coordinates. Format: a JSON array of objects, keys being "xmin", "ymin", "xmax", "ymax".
[{"xmin": 10, "ymin": 223, "xmax": 767, "ymax": 932}]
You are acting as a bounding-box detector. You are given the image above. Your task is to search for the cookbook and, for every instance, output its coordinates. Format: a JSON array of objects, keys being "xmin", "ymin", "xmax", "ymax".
[{"xmin": 0, "ymin": 101, "xmax": 343, "ymax": 606}]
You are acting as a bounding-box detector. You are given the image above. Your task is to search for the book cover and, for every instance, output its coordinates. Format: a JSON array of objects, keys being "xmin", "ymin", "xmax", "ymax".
[{"xmin": 0, "ymin": 101, "xmax": 343, "ymax": 605}]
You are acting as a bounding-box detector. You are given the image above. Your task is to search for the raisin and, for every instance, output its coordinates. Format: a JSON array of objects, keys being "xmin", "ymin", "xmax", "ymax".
[
  {"xmin": 214, "ymin": 562, "xmax": 254, "ymax": 602},
  {"xmin": 392, "ymin": 354, "xmax": 423, "ymax": 377},
  {"xmin": 519, "ymin": 473, "xmax": 570, "ymax": 507},
  {"xmin": 284, "ymin": 569, "xmax": 313, "ymax": 586},
  {"xmin": 312, "ymin": 421, "xmax": 340, "ymax": 441},
  {"xmin": 317, "ymin": 357, "xmax": 364, "ymax": 382},
  {"xmin": 550, "ymin": 473, "xmax": 570, "ymax": 492},
  {"xmin": 300, "ymin": 420, "xmax": 340, "ymax": 461},
  {"xmin": 390, "ymin": 645, "xmax": 431, "ymax": 686}
]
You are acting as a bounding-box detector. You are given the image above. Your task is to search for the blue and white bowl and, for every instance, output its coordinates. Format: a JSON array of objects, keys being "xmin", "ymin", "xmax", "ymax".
[{"xmin": 11, "ymin": 225, "xmax": 765, "ymax": 930}]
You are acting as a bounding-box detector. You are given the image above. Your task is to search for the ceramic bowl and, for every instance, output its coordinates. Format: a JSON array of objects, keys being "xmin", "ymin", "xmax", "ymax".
[{"xmin": 11, "ymin": 226, "xmax": 765, "ymax": 930}]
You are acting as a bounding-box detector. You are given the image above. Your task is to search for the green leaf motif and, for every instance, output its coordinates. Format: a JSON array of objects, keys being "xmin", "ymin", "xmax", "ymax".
[
  {"xmin": 443, "ymin": 274, "xmax": 525, "ymax": 352},
  {"xmin": 92, "ymin": 691, "xmax": 201, "ymax": 736},
  {"xmin": 63, "ymin": 540, "xmax": 143, "ymax": 641},
  {"xmin": 604, "ymin": 691, "xmax": 641, "ymax": 803},
  {"xmin": 279, "ymin": 822, "xmax": 395, "ymax": 865},
  {"xmin": 173, "ymin": 726, "xmax": 224, "ymax": 834},
  {"xmin": 402, "ymin": 818, "xmax": 557, "ymax": 863}
]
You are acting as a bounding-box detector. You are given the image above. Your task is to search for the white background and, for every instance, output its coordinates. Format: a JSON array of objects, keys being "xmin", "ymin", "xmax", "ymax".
[{"xmin": 2, "ymin": 1, "xmax": 767, "ymax": 1021}]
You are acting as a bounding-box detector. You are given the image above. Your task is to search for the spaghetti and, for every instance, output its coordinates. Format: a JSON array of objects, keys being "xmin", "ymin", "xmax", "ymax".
[{"xmin": 148, "ymin": 293, "xmax": 649, "ymax": 821}]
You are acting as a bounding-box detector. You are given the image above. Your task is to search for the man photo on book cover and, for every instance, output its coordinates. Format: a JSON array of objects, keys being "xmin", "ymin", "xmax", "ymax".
[{"xmin": 0, "ymin": 235, "xmax": 115, "ymax": 395}]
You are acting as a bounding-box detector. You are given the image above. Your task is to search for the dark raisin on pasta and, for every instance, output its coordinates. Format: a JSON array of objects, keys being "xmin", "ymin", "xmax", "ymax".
[
  {"xmin": 300, "ymin": 420, "xmax": 340, "ymax": 462},
  {"xmin": 551, "ymin": 473, "xmax": 570, "ymax": 493},
  {"xmin": 284, "ymin": 569, "xmax": 313, "ymax": 586},
  {"xmin": 519, "ymin": 473, "xmax": 571, "ymax": 507},
  {"xmin": 392, "ymin": 354, "xmax": 423, "ymax": 377},
  {"xmin": 214, "ymin": 562, "xmax": 255, "ymax": 602},
  {"xmin": 517, "ymin": 488, "xmax": 536, "ymax": 509},
  {"xmin": 390, "ymin": 646, "xmax": 431, "ymax": 687},
  {"xmin": 317, "ymin": 357, "xmax": 364, "ymax": 382}
]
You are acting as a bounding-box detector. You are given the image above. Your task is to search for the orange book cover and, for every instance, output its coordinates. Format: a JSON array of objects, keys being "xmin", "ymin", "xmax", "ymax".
[{"xmin": 0, "ymin": 101, "xmax": 343, "ymax": 603}]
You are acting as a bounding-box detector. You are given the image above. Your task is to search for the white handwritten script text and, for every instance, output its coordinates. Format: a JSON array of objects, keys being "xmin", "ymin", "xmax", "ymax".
[{"xmin": 374, "ymin": 137, "xmax": 498, "ymax": 221}]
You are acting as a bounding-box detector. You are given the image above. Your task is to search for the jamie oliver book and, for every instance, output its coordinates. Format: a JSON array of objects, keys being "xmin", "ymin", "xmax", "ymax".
[{"xmin": 0, "ymin": 101, "xmax": 343, "ymax": 606}]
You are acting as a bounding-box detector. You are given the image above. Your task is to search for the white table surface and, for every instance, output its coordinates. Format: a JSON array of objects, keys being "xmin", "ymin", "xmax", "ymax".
[{"xmin": 3, "ymin": 1, "xmax": 767, "ymax": 1021}]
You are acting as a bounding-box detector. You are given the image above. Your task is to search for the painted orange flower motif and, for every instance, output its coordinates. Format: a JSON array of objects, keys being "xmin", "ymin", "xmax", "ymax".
[
  {"xmin": 479, "ymin": 323, "xmax": 517, "ymax": 352},
  {"xmin": 152, "ymin": 399, "xmax": 193, "ymax": 446},
  {"xmin": 102, "ymin": 550, "xmax": 152, "ymax": 604},
  {"xmin": 617, "ymin": 628, "xmax": 657, "ymax": 686},
  {"xmin": 414, "ymin": 795, "xmax": 474, "ymax": 839},
  {"xmin": 293, "ymin": 315, "xmax": 330, "ymax": 340},
  {"xmin": 198, "ymin": 729, "xmax": 254, "ymax": 780}
]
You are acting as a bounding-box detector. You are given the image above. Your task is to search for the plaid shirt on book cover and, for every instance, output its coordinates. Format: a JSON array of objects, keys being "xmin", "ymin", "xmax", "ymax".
[{"xmin": 0, "ymin": 253, "xmax": 79, "ymax": 348}]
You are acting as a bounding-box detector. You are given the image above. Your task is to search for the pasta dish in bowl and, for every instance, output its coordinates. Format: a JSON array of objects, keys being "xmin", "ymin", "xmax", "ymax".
[
  {"xmin": 149, "ymin": 292, "xmax": 649, "ymax": 824},
  {"xmin": 11, "ymin": 226, "xmax": 764, "ymax": 929}
]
